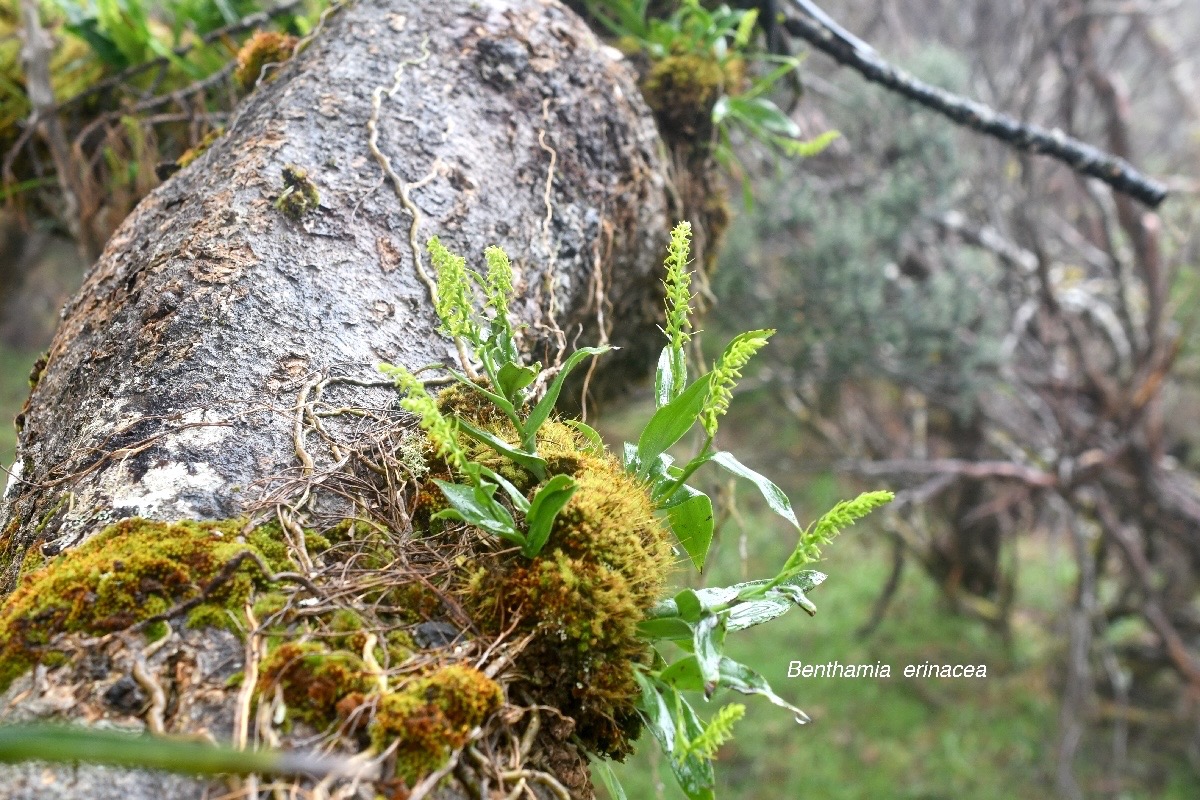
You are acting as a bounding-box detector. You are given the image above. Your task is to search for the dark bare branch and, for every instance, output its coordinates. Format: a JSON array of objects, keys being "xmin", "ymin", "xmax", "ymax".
[{"xmin": 781, "ymin": 0, "xmax": 1169, "ymax": 208}]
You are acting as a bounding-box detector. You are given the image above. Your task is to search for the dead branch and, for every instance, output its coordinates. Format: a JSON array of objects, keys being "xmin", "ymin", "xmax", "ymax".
[
  {"xmin": 841, "ymin": 457, "xmax": 1059, "ymax": 487},
  {"xmin": 781, "ymin": 0, "xmax": 1169, "ymax": 207}
]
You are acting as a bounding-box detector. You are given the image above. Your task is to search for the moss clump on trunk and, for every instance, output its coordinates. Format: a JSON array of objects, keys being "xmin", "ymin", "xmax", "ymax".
[{"xmin": 0, "ymin": 517, "xmax": 283, "ymax": 693}]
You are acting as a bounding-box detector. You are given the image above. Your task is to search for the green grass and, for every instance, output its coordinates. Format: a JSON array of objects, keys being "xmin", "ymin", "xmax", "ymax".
[
  {"xmin": 601, "ymin": 527, "xmax": 1200, "ymax": 799},
  {"xmin": 0, "ymin": 345, "xmax": 38, "ymax": 470},
  {"xmin": 593, "ymin": 393, "xmax": 1200, "ymax": 800}
]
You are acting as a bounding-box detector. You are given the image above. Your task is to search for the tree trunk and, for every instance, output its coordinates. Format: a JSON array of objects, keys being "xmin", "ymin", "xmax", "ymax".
[{"xmin": 0, "ymin": 1, "xmax": 672, "ymax": 797}]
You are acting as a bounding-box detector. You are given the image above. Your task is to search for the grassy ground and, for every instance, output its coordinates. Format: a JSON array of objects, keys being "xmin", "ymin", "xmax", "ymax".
[
  {"xmin": 593, "ymin": 395, "xmax": 1200, "ymax": 800},
  {"xmin": 0, "ymin": 345, "xmax": 37, "ymax": 469}
]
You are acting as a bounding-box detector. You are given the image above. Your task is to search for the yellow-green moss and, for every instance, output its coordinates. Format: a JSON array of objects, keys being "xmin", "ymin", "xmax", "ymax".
[
  {"xmin": 368, "ymin": 665, "xmax": 503, "ymax": 784},
  {"xmin": 384, "ymin": 629, "xmax": 415, "ymax": 663},
  {"xmin": 258, "ymin": 641, "xmax": 375, "ymax": 729},
  {"xmin": 275, "ymin": 164, "xmax": 320, "ymax": 219},
  {"xmin": 26, "ymin": 353, "xmax": 47, "ymax": 391},
  {"xmin": 144, "ymin": 619, "xmax": 170, "ymax": 643},
  {"xmin": 640, "ymin": 51, "xmax": 736, "ymax": 140},
  {"xmin": 0, "ymin": 517, "xmax": 286, "ymax": 693},
  {"xmin": 176, "ymin": 127, "xmax": 223, "ymax": 169},
  {"xmin": 234, "ymin": 30, "xmax": 298, "ymax": 91},
  {"xmin": 461, "ymin": 435, "xmax": 673, "ymax": 757},
  {"xmin": 251, "ymin": 590, "xmax": 289, "ymax": 621}
]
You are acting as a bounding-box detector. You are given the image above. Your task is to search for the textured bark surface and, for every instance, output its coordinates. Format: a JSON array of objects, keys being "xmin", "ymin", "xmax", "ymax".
[{"xmin": 0, "ymin": 0, "xmax": 671, "ymax": 796}]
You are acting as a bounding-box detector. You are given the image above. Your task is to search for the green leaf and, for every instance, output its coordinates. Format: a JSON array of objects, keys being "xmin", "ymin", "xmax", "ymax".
[
  {"xmin": 743, "ymin": 58, "xmax": 803, "ymax": 101},
  {"xmin": 457, "ymin": 418, "xmax": 547, "ymax": 481},
  {"xmin": 96, "ymin": 0, "xmax": 149, "ymax": 64},
  {"xmin": 146, "ymin": 35, "xmax": 204, "ymax": 80},
  {"xmin": 693, "ymin": 612, "xmax": 725, "ymax": 697},
  {"xmin": 658, "ymin": 655, "xmax": 704, "ymax": 691},
  {"xmin": 591, "ymin": 757, "xmax": 628, "ymax": 800},
  {"xmin": 522, "ymin": 346, "xmax": 611, "ymax": 449},
  {"xmin": 725, "ymin": 573, "xmax": 827, "ymax": 630},
  {"xmin": 637, "ymin": 616, "xmax": 694, "ymax": 641},
  {"xmin": 473, "ymin": 464, "xmax": 531, "ymax": 514},
  {"xmin": 622, "ymin": 441, "xmax": 640, "ymax": 473},
  {"xmin": 0, "ymin": 724, "xmax": 358, "ymax": 777},
  {"xmin": 665, "ymin": 690, "xmax": 715, "ymax": 799},
  {"xmin": 654, "ymin": 345, "xmax": 687, "ymax": 409},
  {"xmin": 636, "ymin": 375, "xmax": 711, "ymax": 474},
  {"xmin": 646, "ymin": 453, "xmax": 678, "ymax": 499},
  {"xmin": 65, "ymin": 21, "xmax": 127, "ymax": 67},
  {"xmin": 717, "ymin": 658, "xmax": 809, "ymax": 722},
  {"xmin": 673, "ymin": 588, "xmax": 703, "ymax": 622},
  {"xmin": 646, "ymin": 572, "xmax": 828, "ymax": 634},
  {"xmin": 562, "ymin": 419, "xmax": 605, "ymax": 455},
  {"xmin": 634, "ymin": 670, "xmax": 676, "ymax": 753},
  {"xmin": 496, "ymin": 361, "xmax": 538, "ymax": 403},
  {"xmin": 709, "ymin": 450, "xmax": 800, "ymax": 528},
  {"xmin": 523, "ymin": 475, "xmax": 577, "ymax": 558},
  {"xmin": 431, "ymin": 479, "xmax": 521, "ymax": 543},
  {"xmin": 723, "ymin": 96, "xmax": 801, "ymax": 138},
  {"xmin": 712, "ymin": 95, "xmax": 732, "ymax": 125},
  {"xmin": 665, "ymin": 489, "xmax": 714, "ymax": 571},
  {"xmin": 731, "ymin": 570, "xmax": 827, "ymax": 604}
]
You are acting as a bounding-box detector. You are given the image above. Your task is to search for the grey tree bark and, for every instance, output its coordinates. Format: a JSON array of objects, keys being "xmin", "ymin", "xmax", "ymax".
[{"xmin": 0, "ymin": 0, "xmax": 672, "ymax": 796}]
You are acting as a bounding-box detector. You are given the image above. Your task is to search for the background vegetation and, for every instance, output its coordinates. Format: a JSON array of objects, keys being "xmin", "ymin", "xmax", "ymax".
[{"xmin": 3, "ymin": 0, "xmax": 1200, "ymax": 797}]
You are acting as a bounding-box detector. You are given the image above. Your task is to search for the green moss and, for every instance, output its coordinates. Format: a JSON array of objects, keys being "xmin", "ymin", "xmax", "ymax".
[
  {"xmin": 640, "ymin": 52, "xmax": 729, "ymax": 140},
  {"xmin": 185, "ymin": 601, "xmax": 237, "ymax": 630},
  {"xmin": 0, "ymin": 517, "xmax": 287, "ymax": 693},
  {"xmin": 26, "ymin": 353, "xmax": 47, "ymax": 391},
  {"xmin": 381, "ymin": 581, "xmax": 444, "ymax": 624},
  {"xmin": 368, "ymin": 665, "xmax": 503, "ymax": 784},
  {"xmin": 246, "ymin": 522, "xmax": 292, "ymax": 571},
  {"xmin": 274, "ymin": 164, "xmax": 320, "ymax": 219},
  {"xmin": 324, "ymin": 519, "xmax": 358, "ymax": 544},
  {"xmin": 144, "ymin": 620, "xmax": 169, "ymax": 643},
  {"xmin": 234, "ymin": 30, "xmax": 298, "ymax": 91},
  {"xmin": 251, "ymin": 590, "xmax": 289, "ymax": 621},
  {"xmin": 305, "ymin": 530, "xmax": 332, "ymax": 553},
  {"xmin": 409, "ymin": 395, "xmax": 674, "ymax": 755},
  {"xmin": 383, "ymin": 630, "xmax": 415, "ymax": 664},
  {"xmin": 257, "ymin": 641, "xmax": 375, "ymax": 729},
  {"xmin": 41, "ymin": 651, "xmax": 68, "ymax": 670},
  {"xmin": 461, "ymin": 439, "xmax": 673, "ymax": 757},
  {"xmin": 17, "ymin": 542, "xmax": 45, "ymax": 578},
  {"xmin": 176, "ymin": 127, "xmax": 223, "ymax": 169},
  {"xmin": 329, "ymin": 608, "xmax": 372, "ymax": 654},
  {"xmin": 323, "ymin": 609, "xmax": 413, "ymax": 667}
]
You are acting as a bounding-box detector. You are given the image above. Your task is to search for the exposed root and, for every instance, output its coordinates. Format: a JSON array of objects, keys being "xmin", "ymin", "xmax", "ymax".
[
  {"xmin": 365, "ymin": 37, "xmax": 442, "ymax": 312},
  {"xmin": 537, "ymin": 99, "xmax": 566, "ymax": 365},
  {"xmin": 123, "ymin": 632, "xmax": 167, "ymax": 735}
]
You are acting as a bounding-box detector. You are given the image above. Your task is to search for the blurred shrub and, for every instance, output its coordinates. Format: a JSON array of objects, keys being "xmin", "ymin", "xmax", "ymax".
[{"xmin": 715, "ymin": 47, "xmax": 1005, "ymax": 416}]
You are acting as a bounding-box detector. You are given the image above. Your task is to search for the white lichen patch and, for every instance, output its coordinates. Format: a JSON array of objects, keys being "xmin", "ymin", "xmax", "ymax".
[
  {"xmin": 173, "ymin": 408, "xmax": 238, "ymax": 450},
  {"xmin": 2, "ymin": 458, "xmax": 22, "ymax": 503},
  {"xmin": 106, "ymin": 460, "xmax": 225, "ymax": 519}
]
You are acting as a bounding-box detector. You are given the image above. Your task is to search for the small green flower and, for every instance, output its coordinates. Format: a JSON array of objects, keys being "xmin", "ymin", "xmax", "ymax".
[
  {"xmin": 678, "ymin": 703, "xmax": 745, "ymax": 763},
  {"xmin": 484, "ymin": 245, "xmax": 514, "ymax": 313},
  {"xmin": 785, "ymin": 490, "xmax": 894, "ymax": 571},
  {"xmin": 701, "ymin": 328, "xmax": 774, "ymax": 437},
  {"xmin": 380, "ymin": 364, "xmax": 466, "ymax": 471},
  {"xmin": 663, "ymin": 221, "xmax": 694, "ymax": 352},
  {"xmin": 428, "ymin": 236, "xmax": 477, "ymax": 341}
]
